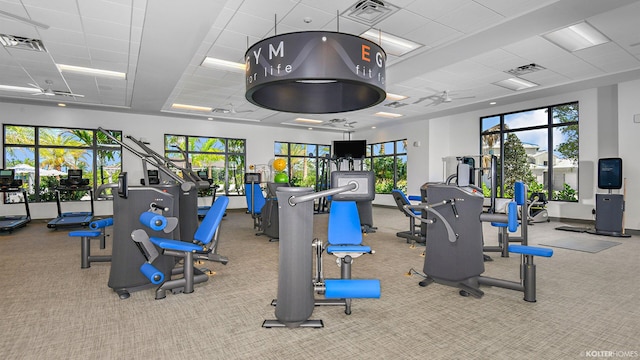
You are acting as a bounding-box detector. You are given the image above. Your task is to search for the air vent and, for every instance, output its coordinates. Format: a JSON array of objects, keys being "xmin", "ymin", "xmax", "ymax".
[
  {"xmin": 342, "ymin": 0, "xmax": 399, "ymax": 26},
  {"xmin": 505, "ymin": 63, "xmax": 546, "ymax": 76},
  {"xmin": 0, "ymin": 34, "xmax": 46, "ymax": 52}
]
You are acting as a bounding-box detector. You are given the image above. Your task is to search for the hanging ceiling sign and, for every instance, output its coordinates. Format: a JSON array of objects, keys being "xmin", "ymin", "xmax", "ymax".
[{"xmin": 245, "ymin": 31, "xmax": 386, "ymax": 114}]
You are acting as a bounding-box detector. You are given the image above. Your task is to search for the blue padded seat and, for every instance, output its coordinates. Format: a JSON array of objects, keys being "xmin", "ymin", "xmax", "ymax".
[
  {"xmin": 391, "ymin": 189, "xmax": 421, "ymax": 215},
  {"xmin": 508, "ymin": 244, "xmax": 553, "ymax": 257},
  {"xmin": 327, "ymin": 245, "xmax": 372, "ymax": 253},
  {"xmin": 148, "ymin": 195, "xmax": 229, "ymax": 253},
  {"xmin": 244, "ymin": 183, "xmax": 265, "ymax": 215},
  {"xmin": 327, "ymin": 200, "xmax": 371, "ymax": 255},
  {"xmin": 69, "ymin": 230, "xmax": 101, "ymax": 238}
]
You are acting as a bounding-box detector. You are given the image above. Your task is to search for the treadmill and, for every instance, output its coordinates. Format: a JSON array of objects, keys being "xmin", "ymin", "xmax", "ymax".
[
  {"xmin": 0, "ymin": 169, "xmax": 31, "ymax": 232},
  {"xmin": 47, "ymin": 169, "xmax": 94, "ymax": 229},
  {"xmin": 196, "ymin": 170, "xmax": 219, "ymax": 219}
]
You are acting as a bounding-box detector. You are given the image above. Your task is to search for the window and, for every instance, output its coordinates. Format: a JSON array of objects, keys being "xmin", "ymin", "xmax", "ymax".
[
  {"xmin": 274, "ymin": 142, "xmax": 331, "ymax": 189},
  {"xmin": 480, "ymin": 102, "xmax": 579, "ymax": 201},
  {"xmin": 364, "ymin": 139, "xmax": 408, "ymax": 194},
  {"xmin": 164, "ymin": 134, "xmax": 246, "ymax": 196},
  {"xmin": 3, "ymin": 125, "xmax": 122, "ymax": 202}
]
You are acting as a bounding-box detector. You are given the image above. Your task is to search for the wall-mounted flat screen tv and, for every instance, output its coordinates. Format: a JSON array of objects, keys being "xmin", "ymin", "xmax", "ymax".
[{"xmin": 333, "ymin": 140, "xmax": 366, "ymax": 159}]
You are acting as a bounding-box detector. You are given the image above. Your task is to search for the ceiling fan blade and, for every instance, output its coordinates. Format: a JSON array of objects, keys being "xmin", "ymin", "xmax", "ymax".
[
  {"xmin": 57, "ymin": 92, "xmax": 85, "ymax": 98},
  {"xmin": 0, "ymin": 10, "xmax": 50, "ymax": 29},
  {"xmin": 453, "ymin": 96, "xmax": 476, "ymax": 100}
]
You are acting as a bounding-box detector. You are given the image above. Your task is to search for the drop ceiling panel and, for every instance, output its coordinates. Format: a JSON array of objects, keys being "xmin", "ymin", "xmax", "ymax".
[
  {"xmin": 279, "ymin": 3, "xmax": 335, "ymax": 32},
  {"xmin": 234, "ymin": 0, "xmax": 293, "ymax": 19},
  {"xmin": 471, "ymin": 49, "xmax": 530, "ymax": 73},
  {"xmin": 404, "ymin": 0, "xmax": 467, "ymax": 21},
  {"xmin": 225, "ymin": 11, "xmax": 275, "ymax": 38},
  {"xmin": 573, "ymin": 43, "xmax": 640, "ymax": 73},
  {"xmin": 474, "ymin": 0, "xmax": 558, "ymax": 17},
  {"xmin": 436, "ymin": 1, "xmax": 505, "ymax": 34},
  {"xmin": 589, "ymin": 1, "xmax": 640, "ymax": 51},
  {"xmin": 76, "ymin": 0, "xmax": 133, "ymax": 25},
  {"xmin": 374, "ymin": 9, "xmax": 428, "ymax": 36},
  {"xmin": 39, "ymin": 29, "xmax": 86, "ymax": 46},
  {"xmin": 22, "ymin": 6, "xmax": 83, "ymax": 31},
  {"xmin": 82, "ymin": 19, "xmax": 131, "ymax": 41},
  {"xmin": 403, "ymin": 19, "xmax": 462, "ymax": 48},
  {"xmin": 23, "ymin": 0, "xmax": 78, "ymax": 15}
]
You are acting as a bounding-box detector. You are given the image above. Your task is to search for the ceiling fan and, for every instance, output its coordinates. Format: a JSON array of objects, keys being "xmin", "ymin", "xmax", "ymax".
[
  {"xmin": 413, "ymin": 90, "xmax": 475, "ymax": 106},
  {"xmin": 212, "ymin": 103, "xmax": 253, "ymax": 114},
  {"xmin": 29, "ymin": 80, "xmax": 84, "ymax": 98},
  {"xmin": 323, "ymin": 118, "xmax": 357, "ymax": 128}
]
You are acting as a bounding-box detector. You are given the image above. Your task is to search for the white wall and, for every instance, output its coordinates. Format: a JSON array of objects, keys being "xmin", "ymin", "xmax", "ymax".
[
  {"xmin": 361, "ymin": 86, "xmax": 639, "ymax": 230},
  {"xmin": 617, "ymin": 79, "xmax": 640, "ymax": 231},
  {"xmin": 0, "ymin": 102, "xmax": 340, "ymax": 219}
]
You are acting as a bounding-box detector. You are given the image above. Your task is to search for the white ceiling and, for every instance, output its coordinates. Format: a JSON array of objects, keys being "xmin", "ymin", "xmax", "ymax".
[{"xmin": 1, "ymin": 0, "xmax": 640, "ymax": 133}]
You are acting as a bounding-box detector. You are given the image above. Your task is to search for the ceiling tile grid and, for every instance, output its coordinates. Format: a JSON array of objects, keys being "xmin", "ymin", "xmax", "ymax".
[{"xmin": 1, "ymin": 0, "xmax": 640, "ymax": 131}]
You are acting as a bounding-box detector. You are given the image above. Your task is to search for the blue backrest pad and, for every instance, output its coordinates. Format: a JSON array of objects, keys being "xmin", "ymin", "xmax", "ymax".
[
  {"xmin": 514, "ymin": 181, "xmax": 526, "ymax": 205},
  {"xmin": 244, "ymin": 183, "xmax": 266, "ymax": 212},
  {"xmin": 194, "ymin": 196, "xmax": 229, "ymax": 245},
  {"xmin": 328, "ymin": 200, "xmax": 362, "ymax": 246}
]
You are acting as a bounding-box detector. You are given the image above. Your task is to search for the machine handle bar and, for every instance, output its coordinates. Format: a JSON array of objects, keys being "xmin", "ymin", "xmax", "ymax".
[{"xmin": 288, "ymin": 182, "xmax": 357, "ymax": 207}]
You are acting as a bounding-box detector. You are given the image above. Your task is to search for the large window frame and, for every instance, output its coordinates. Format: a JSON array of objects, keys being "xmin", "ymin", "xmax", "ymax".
[
  {"xmin": 364, "ymin": 139, "xmax": 408, "ymax": 194},
  {"xmin": 164, "ymin": 134, "xmax": 246, "ymax": 196},
  {"xmin": 3, "ymin": 125, "xmax": 122, "ymax": 202},
  {"xmin": 274, "ymin": 141, "xmax": 331, "ymax": 190},
  {"xmin": 480, "ymin": 102, "xmax": 579, "ymax": 202}
]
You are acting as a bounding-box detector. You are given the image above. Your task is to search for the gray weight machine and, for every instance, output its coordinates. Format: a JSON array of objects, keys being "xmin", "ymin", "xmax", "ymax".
[
  {"xmin": 402, "ymin": 164, "xmax": 553, "ymax": 302},
  {"xmin": 262, "ymin": 171, "xmax": 381, "ymax": 328},
  {"xmin": 97, "ymin": 128, "xmax": 212, "ymax": 299}
]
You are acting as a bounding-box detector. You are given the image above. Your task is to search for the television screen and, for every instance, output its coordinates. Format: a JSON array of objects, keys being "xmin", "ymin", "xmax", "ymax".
[
  {"xmin": 0, "ymin": 169, "xmax": 14, "ymax": 179},
  {"xmin": 598, "ymin": 157, "xmax": 622, "ymax": 189},
  {"xmin": 333, "ymin": 140, "xmax": 366, "ymax": 159},
  {"xmin": 68, "ymin": 169, "xmax": 82, "ymax": 180}
]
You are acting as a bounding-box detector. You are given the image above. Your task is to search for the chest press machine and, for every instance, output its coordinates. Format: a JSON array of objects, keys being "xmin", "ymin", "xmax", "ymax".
[
  {"xmin": 401, "ymin": 164, "xmax": 553, "ymax": 302},
  {"xmin": 262, "ymin": 171, "xmax": 381, "ymax": 328}
]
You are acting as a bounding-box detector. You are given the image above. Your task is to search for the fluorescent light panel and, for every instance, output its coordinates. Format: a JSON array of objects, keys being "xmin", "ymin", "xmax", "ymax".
[
  {"xmin": 375, "ymin": 111, "xmax": 403, "ymax": 118},
  {"xmin": 171, "ymin": 103, "xmax": 212, "ymax": 112},
  {"xmin": 360, "ymin": 29, "xmax": 422, "ymax": 56},
  {"xmin": 57, "ymin": 64, "xmax": 126, "ymax": 79},
  {"xmin": 543, "ymin": 21, "xmax": 609, "ymax": 52},
  {"xmin": 386, "ymin": 92, "xmax": 408, "ymax": 101},
  {"xmin": 201, "ymin": 57, "xmax": 246, "ymax": 72},
  {"xmin": 493, "ymin": 77, "xmax": 538, "ymax": 91}
]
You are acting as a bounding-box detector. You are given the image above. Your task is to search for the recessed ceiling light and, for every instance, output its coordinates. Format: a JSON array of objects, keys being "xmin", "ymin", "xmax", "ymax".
[
  {"xmin": 543, "ymin": 21, "xmax": 609, "ymax": 52},
  {"xmin": 360, "ymin": 29, "xmax": 423, "ymax": 57},
  {"xmin": 57, "ymin": 103, "xmax": 66, "ymax": 107},
  {"xmin": 308, "ymin": 127, "xmax": 313, "ymax": 130},
  {"xmin": 0, "ymin": 84, "xmax": 37, "ymax": 93},
  {"xmin": 201, "ymin": 57, "xmax": 246, "ymax": 72},
  {"xmin": 57, "ymin": 64, "xmax": 126, "ymax": 79},
  {"xmin": 386, "ymin": 93, "xmax": 408, "ymax": 101},
  {"xmin": 371, "ymin": 126, "xmax": 376, "ymax": 129},
  {"xmin": 294, "ymin": 117, "xmax": 323, "ymax": 124},
  {"xmin": 375, "ymin": 111, "xmax": 403, "ymax": 118},
  {"xmin": 493, "ymin": 78, "xmax": 538, "ymax": 91},
  {"xmin": 171, "ymin": 103, "xmax": 212, "ymax": 112},
  {"xmin": 489, "ymin": 102, "xmax": 497, "ymax": 105},
  {"xmin": 207, "ymin": 117, "xmax": 213, "ymax": 120}
]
